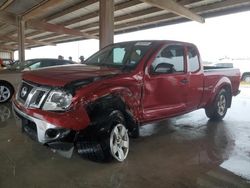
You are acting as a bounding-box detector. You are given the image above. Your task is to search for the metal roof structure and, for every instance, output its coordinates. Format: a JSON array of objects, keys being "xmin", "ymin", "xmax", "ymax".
[{"xmin": 0, "ymin": 0, "xmax": 250, "ymax": 51}]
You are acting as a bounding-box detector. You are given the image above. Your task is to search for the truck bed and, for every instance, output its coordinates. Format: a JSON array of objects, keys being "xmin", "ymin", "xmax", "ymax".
[{"xmin": 200, "ymin": 67, "xmax": 241, "ymax": 108}]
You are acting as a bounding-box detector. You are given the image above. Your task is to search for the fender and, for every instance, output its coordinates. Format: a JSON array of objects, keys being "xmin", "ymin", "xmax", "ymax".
[
  {"xmin": 0, "ymin": 80, "xmax": 14, "ymax": 89},
  {"xmin": 206, "ymin": 76, "xmax": 232, "ymax": 108},
  {"xmin": 86, "ymin": 86, "xmax": 141, "ymax": 121},
  {"xmin": 82, "ymin": 85, "xmax": 141, "ymax": 138}
]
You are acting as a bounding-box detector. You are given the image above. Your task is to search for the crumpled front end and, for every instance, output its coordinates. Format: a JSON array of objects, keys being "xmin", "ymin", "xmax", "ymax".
[
  {"xmin": 13, "ymin": 102, "xmax": 76, "ymax": 157},
  {"xmin": 12, "ymin": 80, "xmax": 91, "ymax": 158}
]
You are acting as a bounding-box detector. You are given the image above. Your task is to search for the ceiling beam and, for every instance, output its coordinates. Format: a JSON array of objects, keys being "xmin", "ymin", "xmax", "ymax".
[
  {"xmin": 0, "ymin": 0, "xmax": 15, "ymax": 10},
  {"xmin": 22, "ymin": 0, "xmax": 66, "ymax": 21},
  {"xmin": 87, "ymin": 0, "xmax": 250, "ymax": 35},
  {"xmin": 44, "ymin": 0, "xmax": 99, "ymax": 21},
  {"xmin": 30, "ymin": 0, "xmax": 199, "ymax": 41},
  {"xmin": 0, "ymin": 10, "xmax": 97, "ymax": 40},
  {"xmin": 0, "ymin": 35, "xmax": 55, "ymax": 46},
  {"xmin": 0, "ymin": 23, "xmax": 8, "ymax": 30},
  {"xmin": 61, "ymin": 0, "xmax": 142, "ymax": 26},
  {"xmin": 26, "ymin": 19, "xmax": 98, "ymax": 39},
  {"xmin": 140, "ymin": 0, "xmax": 205, "ymax": 23},
  {"xmin": 16, "ymin": 0, "xmax": 250, "ymax": 46},
  {"xmin": 0, "ymin": 10, "xmax": 16, "ymax": 25},
  {"xmin": 26, "ymin": 0, "xmax": 142, "ymax": 39},
  {"xmin": 0, "ymin": 44, "xmax": 17, "ymax": 50},
  {"xmin": 43, "ymin": 35, "xmax": 83, "ymax": 43}
]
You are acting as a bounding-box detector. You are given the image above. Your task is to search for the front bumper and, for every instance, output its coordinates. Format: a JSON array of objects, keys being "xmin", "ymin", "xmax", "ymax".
[{"xmin": 13, "ymin": 102, "xmax": 75, "ymax": 151}]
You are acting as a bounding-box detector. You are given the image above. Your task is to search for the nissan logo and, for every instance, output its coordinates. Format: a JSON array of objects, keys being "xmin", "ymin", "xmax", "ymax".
[{"xmin": 20, "ymin": 87, "xmax": 28, "ymax": 98}]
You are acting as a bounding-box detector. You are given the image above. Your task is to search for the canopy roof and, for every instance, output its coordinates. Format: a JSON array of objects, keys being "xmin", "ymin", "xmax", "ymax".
[{"xmin": 0, "ymin": 0, "xmax": 249, "ymax": 51}]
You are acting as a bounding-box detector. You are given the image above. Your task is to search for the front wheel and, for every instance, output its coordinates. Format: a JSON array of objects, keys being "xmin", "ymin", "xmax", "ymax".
[
  {"xmin": 205, "ymin": 89, "xmax": 229, "ymax": 121},
  {"xmin": 77, "ymin": 110, "xmax": 129, "ymax": 162}
]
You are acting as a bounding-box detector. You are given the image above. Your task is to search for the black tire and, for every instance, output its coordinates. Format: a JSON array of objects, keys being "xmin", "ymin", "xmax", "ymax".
[
  {"xmin": 0, "ymin": 81, "xmax": 14, "ymax": 103},
  {"xmin": 77, "ymin": 110, "xmax": 129, "ymax": 162},
  {"xmin": 205, "ymin": 89, "xmax": 229, "ymax": 121}
]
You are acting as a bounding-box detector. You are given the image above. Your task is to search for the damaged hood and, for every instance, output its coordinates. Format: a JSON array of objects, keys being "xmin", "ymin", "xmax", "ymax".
[{"xmin": 23, "ymin": 64, "xmax": 122, "ymax": 87}]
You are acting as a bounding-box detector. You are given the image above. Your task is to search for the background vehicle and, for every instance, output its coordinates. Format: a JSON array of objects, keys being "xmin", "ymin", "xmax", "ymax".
[
  {"xmin": 13, "ymin": 41, "xmax": 240, "ymax": 162},
  {"xmin": 211, "ymin": 58, "xmax": 250, "ymax": 83},
  {"xmin": 0, "ymin": 58, "xmax": 75, "ymax": 103},
  {"xmin": 1, "ymin": 59, "xmax": 14, "ymax": 67}
]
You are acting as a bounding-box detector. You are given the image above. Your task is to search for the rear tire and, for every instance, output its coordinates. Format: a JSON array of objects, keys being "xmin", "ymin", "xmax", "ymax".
[
  {"xmin": 205, "ymin": 89, "xmax": 229, "ymax": 121},
  {"xmin": 0, "ymin": 81, "xmax": 14, "ymax": 103}
]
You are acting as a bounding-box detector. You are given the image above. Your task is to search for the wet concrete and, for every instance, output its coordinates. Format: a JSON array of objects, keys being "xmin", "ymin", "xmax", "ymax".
[{"xmin": 0, "ymin": 86, "xmax": 250, "ymax": 188}]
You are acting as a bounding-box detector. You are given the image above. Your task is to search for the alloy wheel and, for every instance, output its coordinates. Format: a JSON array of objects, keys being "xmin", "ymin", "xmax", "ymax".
[
  {"xmin": 217, "ymin": 94, "xmax": 226, "ymax": 116},
  {"xmin": 110, "ymin": 123, "xmax": 129, "ymax": 162},
  {"xmin": 0, "ymin": 86, "xmax": 11, "ymax": 103}
]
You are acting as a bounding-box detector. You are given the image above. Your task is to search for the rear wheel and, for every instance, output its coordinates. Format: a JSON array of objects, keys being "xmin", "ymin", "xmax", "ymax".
[
  {"xmin": 0, "ymin": 81, "xmax": 14, "ymax": 103},
  {"xmin": 205, "ymin": 89, "xmax": 229, "ymax": 121}
]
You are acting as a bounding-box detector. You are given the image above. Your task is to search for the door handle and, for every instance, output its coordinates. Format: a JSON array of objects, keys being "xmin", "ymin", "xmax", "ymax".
[{"xmin": 180, "ymin": 78, "xmax": 189, "ymax": 84}]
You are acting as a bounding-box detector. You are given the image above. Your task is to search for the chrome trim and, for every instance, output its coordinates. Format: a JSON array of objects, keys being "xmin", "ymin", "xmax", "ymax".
[
  {"xmin": 24, "ymin": 87, "xmax": 36, "ymax": 107},
  {"xmin": 17, "ymin": 81, "xmax": 50, "ymax": 109},
  {"xmin": 13, "ymin": 102, "xmax": 59, "ymax": 143},
  {"xmin": 17, "ymin": 81, "xmax": 35, "ymax": 105},
  {"xmin": 29, "ymin": 87, "xmax": 50, "ymax": 108},
  {"xmin": 13, "ymin": 102, "xmax": 34, "ymax": 122}
]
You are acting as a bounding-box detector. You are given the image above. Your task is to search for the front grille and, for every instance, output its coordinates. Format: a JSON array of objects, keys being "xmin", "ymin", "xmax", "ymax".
[{"xmin": 17, "ymin": 81, "xmax": 50, "ymax": 108}]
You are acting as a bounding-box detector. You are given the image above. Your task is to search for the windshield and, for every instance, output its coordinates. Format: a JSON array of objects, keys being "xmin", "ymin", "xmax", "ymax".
[{"xmin": 85, "ymin": 41, "xmax": 153, "ymax": 69}]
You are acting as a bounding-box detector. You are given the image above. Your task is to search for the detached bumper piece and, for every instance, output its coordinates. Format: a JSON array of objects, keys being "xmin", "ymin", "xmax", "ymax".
[
  {"xmin": 76, "ymin": 141, "xmax": 107, "ymax": 162},
  {"xmin": 22, "ymin": 119, "xmax": 38, "ymax": 141}
]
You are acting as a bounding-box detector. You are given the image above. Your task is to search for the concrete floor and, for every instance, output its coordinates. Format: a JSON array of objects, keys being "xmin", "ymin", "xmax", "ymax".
[{"xmin": 0, "ymin": 86, "xmax": 250, "ymax": 188}]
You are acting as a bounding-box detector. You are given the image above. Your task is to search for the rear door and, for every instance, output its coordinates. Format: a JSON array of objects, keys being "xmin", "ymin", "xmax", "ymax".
[
  {"xmin": 186, "ymin": 45, "xmax": 204, "ymax": 110},
  {"xmin": 142, "ymin": 44, "xmax": 188, "ymax": 121}
]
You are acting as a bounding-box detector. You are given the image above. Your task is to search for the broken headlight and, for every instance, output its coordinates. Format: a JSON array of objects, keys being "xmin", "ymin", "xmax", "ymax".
[{"xmin": 42, "ymin": 90, "xmax": 72, "ymax": 111}]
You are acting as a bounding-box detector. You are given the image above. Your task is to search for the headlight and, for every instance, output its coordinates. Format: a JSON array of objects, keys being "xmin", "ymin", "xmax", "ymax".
[{"xmin": 42, "ymin": 90, "xmax": 72, "ymax": 111}]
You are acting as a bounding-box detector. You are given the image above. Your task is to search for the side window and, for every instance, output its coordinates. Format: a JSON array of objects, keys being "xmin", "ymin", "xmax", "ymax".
[
  {"xmin": 130, "ymin": 49, "xmax": 142, "ymax": 65},
  {"xmin": 55, "ymin": 60, "xmax": 68, "ymax": 66},
  {"xmin": 40, "ymin": 61, "xmax": 53, "ymax": 68},
  {"xmin": 152, "ymin": 45, "xmax": 184, "ymax": 74},
  {"xmin": 188, "ymin": 46, "xmax": 200, "ymax": 72}
]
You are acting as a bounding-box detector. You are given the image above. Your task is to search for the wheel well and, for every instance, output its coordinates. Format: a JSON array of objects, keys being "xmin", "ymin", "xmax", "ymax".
[
  {"xmin": 0, "ymin": 80, "xmax": 15, "ymax": 92},
  {"xmin": 86, "ymin": 95, "xmax": 138, "ymax": 134}
]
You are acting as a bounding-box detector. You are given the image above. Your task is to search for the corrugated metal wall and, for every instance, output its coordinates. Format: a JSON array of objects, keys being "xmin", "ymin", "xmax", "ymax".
[{"xmin": 0, "ymin": 51, "xmax": 12, "ymax": 59}]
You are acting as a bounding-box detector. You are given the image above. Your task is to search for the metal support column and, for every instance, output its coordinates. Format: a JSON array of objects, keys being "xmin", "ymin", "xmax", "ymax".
[
  {"xmin": 18, "ymin": 16, "xmax": 25, "ymax": 65},
  {"xmin": 99, "ymin": 0, "xmax": 114, "ymax": 49}
]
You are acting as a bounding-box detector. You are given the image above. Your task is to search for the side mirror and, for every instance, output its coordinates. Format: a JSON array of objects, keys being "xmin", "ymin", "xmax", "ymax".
[{"xmin": 154, "ymin": 63, "xmax": 174, "ymax": 74}]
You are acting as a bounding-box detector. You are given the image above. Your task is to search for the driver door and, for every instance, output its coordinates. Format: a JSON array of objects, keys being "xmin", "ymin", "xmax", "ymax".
[{"xmin": 142, "ymin": 44, "xmax": 188, "ymax": 121}]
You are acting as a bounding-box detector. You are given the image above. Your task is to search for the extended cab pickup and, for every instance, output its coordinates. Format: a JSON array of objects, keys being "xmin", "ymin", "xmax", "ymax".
[{"xmin": 13, "ymin": 40, "xmax": 241, "ymax": 162}]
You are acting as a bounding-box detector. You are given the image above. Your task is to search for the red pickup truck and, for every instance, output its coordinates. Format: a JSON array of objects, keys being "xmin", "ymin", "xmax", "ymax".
[{"xmin": 13, "ymin": 40, "xmax": 240, "ymax": 162}]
